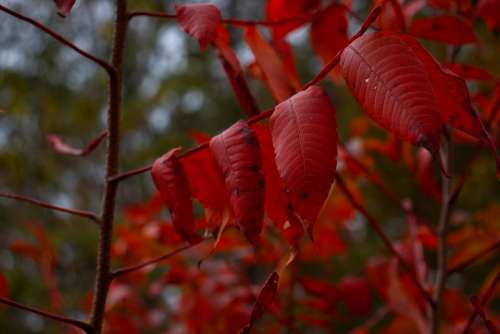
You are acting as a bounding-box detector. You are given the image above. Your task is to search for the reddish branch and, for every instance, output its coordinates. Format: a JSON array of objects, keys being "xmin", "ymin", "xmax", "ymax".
[
  {"xmin": 0, "ymin": 4, "xmax": 113, "ymax": 75},
  {"xmin": 110, "ymin": 6, "xmax": 383, "ymax": 184},
  {"xmin": 335, "ymin": 174, "xmax": 435, "ymax": 307},
  {"xmin": 0, "ymin": 191, "xmax": 99, "ymax": 223},
  {"xmin": 462, "ymin": 272, "xmax": 500, "ymax": 334},
  {"xmin": 447, "ymin": 239, "xmax": 500, "ymax": 274},
  {"xmin": 0, "ymin": 297, "xmax": 94, "ymax": 334},
  {"xmin": 110, "ymin": 240, "xmax": 207, "ymax": 279}
]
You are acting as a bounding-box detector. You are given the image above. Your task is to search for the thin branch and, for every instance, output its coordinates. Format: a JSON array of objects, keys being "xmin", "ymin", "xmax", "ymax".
[
  {"xmin": 0, "ymin": 297, "xmax": 94, "ymax": 334},
  {"xmin": 462, "ymin": 272, "xmax": 500, "ymax": 334},
  {"xmin": 0, "ymin": 4, "xmax": 114, "ymax": 75},
  {"xmin": 335, "ymin": 174, "xmax": 435, "ymax": 307},
  {"xmin": 303, "ymin": 5, "xmax": 382, "ymax": 89},
  {"xmin": 431, "ymin": 130, "xmax": 454, "ymax": 334},
  {"xmin": 447, "ymin": 239, "xmax": 500, "ymax": 274},
  {"xmin": 110, "ymin": 240, "xmax": 207, "ymax": 280},
  {"xmin": 0, "ymin": 191, "xmax": 99, "ymax": 224},
  {"xmin": 88, "ymin": 0, "xmax": 128, "ymax": 332},
  {"xmin": 128, "ymin": 10, "xmax": 318, "ymax": 27}
]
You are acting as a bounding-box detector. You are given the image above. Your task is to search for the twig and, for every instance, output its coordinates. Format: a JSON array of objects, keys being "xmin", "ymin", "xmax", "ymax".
[
  {"xmin": 88, "ymin": 0, "xmax": 128, "ymax": 332},
  {"xmin": 431, "ymin": 130, "xmax": 454, "ymax": 334},
  {"xmin": 462, "ymin": 272, "xmax": 500, "ymax": 334},
  {"xmin": 0, "ymin": 297, "xmax": 94, "ymax": 334},
  {"xmin": 335, "ymin": 174, "xmax": 434, "ymax": 307},
  {"xmin": 110, "ymin": 240, "xmax": 207, "ymax": 280},
  {"xmin": 0, "ymin": 191, "xmax": 99, "ymax": 224},
  {"xmin": 447, "ymin": 239, "xmax": 500, "ymax": 274},
  {"xmin": 0, "ymin": 4, "xmax": 114, "ymax": 75}
]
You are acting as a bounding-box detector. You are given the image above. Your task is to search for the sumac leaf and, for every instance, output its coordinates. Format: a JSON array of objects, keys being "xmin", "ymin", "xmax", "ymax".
[
  {"xmin": 242, "ymin": 272, "xmax": 279, "ymax": 333},
  {"xmin": 47, "ymin": 131, "xmax": 107, "ymax": 157},
  {"xmin": 415, "ymin": 148, "xmax": 442, "ymax": 203},
  {"xmin": 176, "ymin": 3, "xmax": 222, "ymax": 50},
  {"xmin": 245, "ymin": 27, "xmax": 296, "ymax": 102},
  {"xmin": 265, "ymin": 0, "xmax": 320, "ymax": 38},
  {"xmin": 270, "ymin": 86, "xmax": 337, "ymax": 236},
  {"xmin": 151, "ymin": 148, "xmax": 201, "ymax": 244},
  {"xmin": 444, "ymin": 63, "xmax": 493, "ymax": 81},
  {"xmin": 477, "ymin": 0, "xmax": 500, "ymax": 30},
  {"xmin": 339, "ymin": 276, "xmax": 372, "ymax": 316},
  {"xmin": 54, "ymin": 0, "xmax": 76, "ymax": 17},
  {"xmin": 210, "ymin": 121, "xmax": 265, "ymax": 245},
  {"xmin": 410, "ymin": 16, "xmax": 476, "ymax": 45}
]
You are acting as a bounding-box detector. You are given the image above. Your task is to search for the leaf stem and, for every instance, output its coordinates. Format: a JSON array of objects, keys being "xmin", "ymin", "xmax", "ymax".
[
  {"xmin": 0, "ymin": 297, "xmax": 94, "ymax": 334},
  {"xmin": 0, "ymin": 4, "xmax": 114, "ymax": 75},
  {"xmin": 0, "ymin": 191, "xmax": 99, "ymax": 224}
]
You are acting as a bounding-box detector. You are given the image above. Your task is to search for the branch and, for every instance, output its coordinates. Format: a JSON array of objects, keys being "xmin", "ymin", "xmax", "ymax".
[
  {"xmin": 0, "ymin": 297, "xmax": 93, "ymax": 334},
  {"xmin": 0, "ymin": 4, "xmax": 114, "ymax": 75},
  {"xmin": 110, "ymin": 240, "xmax": 207, "ymax": 280},
  {"xmin": 335, "ymin": 174, "xmax": 435, "ymax": 307},
  {"xmin": 447, "ymin": 239, "xmax": 500, "ymax": 275},
  {"xmin": 88, "ymin": 0, "xmax": 128, "ymax": 332},
  {"xmin": 0, "ymin": 191, "xmax": 99, "ymax": 224},
  {"xmin": 462, "ymin": 272, "xmax": 500, "ymax": 334},
  {"xmin": 431, "ymin": 130, "xmax": 454, "ymax": 334}
]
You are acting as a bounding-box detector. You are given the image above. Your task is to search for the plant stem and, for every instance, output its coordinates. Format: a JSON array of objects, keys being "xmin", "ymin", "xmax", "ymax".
[
  {"xmin": 88, "ymin": 0, "xmax": 128, "ymax": 332},
  {"xmin": 431, "ymin": 130, "xmax": 453, "ymax": 334}
]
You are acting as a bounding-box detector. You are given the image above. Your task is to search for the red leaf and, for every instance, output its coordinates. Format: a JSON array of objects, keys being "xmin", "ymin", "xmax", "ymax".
[
  {"xmin": 214, "ymin": 29, "xmax": 260, "ymax": 117},
  {"xmin": 415, "ymin": 148, "xmax": 442, "ymax": 203},
  {"xmin": 301, "ymin": 277, "xmax": 339, "ymax": 301},
  {"xmin": 270, "ymin": 86, "xmax": 337, "ymax": 235},
  {"xmin": 310, "ymin": 3, "xmax": 348, "ymax": 82},
  {"xmin": 245, "ymin": 27, "xmax": 296, "ymax": 102},
  {"xmin": 0, "ymin": 273, "xmax": 8, "ymax": 297},
  {"xmin": 444, "ymin": 63, "xmax": 494, "ymax": 81},
  {"xmin": 410, "ymin": 16, "xmax": 476, "ymax": 45},
  {"xmin": 242, "ymin": 272, "xmax": 279, "ymax": 333},
  {"xmin": 54, "ymin": 0, "xmax": 76, "ymax": 18},
  {"xmin": 210, "ymin": 121, "xmax": 265, "ymax": 245},
  {"xmin": 47, "ymin": 131, "xmax": 107, "ymax": 157},
  {"xmin": 151, "ymin": 148, "xmax": 201, "ymax": 244},
  {"xmin": 339, "ymin": 276, "xmax": 372, "ymax": 316},
  {"xmin": 477, "ymin": 0, "xmax": 500, "ymax": 30},
  {"xmin": 265, "ymin": 0, "xmax": 320, "ymax": 39},
  {"xmin": 175, "ymin": 3, "xmax": 222, "ymax": 50},
  {"xmin": 339, "ymin": 31, "xmax": 492, "ymax": 156}
]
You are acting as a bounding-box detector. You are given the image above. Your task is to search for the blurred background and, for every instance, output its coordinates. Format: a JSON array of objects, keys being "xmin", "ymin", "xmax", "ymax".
[{"xmin": 0, "ymin": 0, "xmax": 499, "ymax": 333}]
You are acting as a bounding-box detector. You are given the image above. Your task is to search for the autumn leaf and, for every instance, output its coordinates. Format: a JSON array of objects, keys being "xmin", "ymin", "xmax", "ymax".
[
  {"xmin": 444, "ymin": 63, "xmax": 493, "ymax": 81},
  {"xmin": 270, "ymin": 86, "xmax": 337, "ymax": 237},
  {"xmin": 176, "ymin": 3, "xmax": 222, "ymax": 50},
  {"xmin": 245, "ymin": 27, "xmax": 296, "ymax": 102},
  {"xmin": 410, "ymin": 16, "xmax": 476, "ymax": 45},
  {"xmin": 54, "ymin": 0, "xmax": 76, "ymax": 18},
  {"xmin": 210, "ymin": 121, "xmax": 266, "ymax": 246},
  {"xmin": 151, "ymin": 148, "xmax": 201, "ymax": 244},
  {"xmin": 339, "ymin": 276, "xmax": 372, "ymax": 316},
  {"xmin": 47, "ymin": 131, "xmax": 107, "ymax": 157},
  {"xmin": 477, "ymin": 0, "xmax": 500, "ymax": 30},
  {"xmin": 415, "ymin": 148, "xmax": 442, "ymax": 203},
  {"xmin": 265, "ymin": 0, "xmax": 320, "ymax": 38}
]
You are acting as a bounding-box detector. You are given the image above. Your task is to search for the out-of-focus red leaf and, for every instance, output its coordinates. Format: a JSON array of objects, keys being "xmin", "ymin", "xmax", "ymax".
[
  {"xmin": 375, "ymin": 0, "xmax": 425, "ymax": 31},
  {"xmin": 210, "ymin": 121, "xmax": 265, "ymax": 246},
  {"xmin": 245, "ymin": 27, "xmax": 296, "ymax": 102},
  {"xmin": 310, "ymin": 3, "xmax": 348, "ymax": 82},
  {"xmin": 380, "ymin": 316, "xmax": 420, "ymax": 334},
  {"xmin": 242, "ymin": 272, "xmax": 279, "ymax": 333},
  {"xmin": 477, "ymin": 0, "xmax": 500, "ymax": 30},
  {"xmin": 54, "ymin": 0, "xmax": 76, "ymax": 18},
  {"xmin": 410, "ymin": 16, "xmax": 476, "ymax": 45},
  {"xmin": 270, "ymin": 86, "xmax": 337, "ymax": 236},
  {"xmin": 417, "ymin": 225, "xmax": 438, "ymax": 249},
  {"xmin": 444, "ymin": 63, "xmax": 493, "ymax": 81},
  {"xmin": 123, "ymin": 192, "xmax": 163, "ymax": 226},
  {"xmin": 415, "ymin": 148, "xmax": 442, "ymax": 203},
  {"xmin": 9, "ymin": 241, "xmax": 40, "ymax": 261},
  {"xmin": 151, "ymin": 148, "xmax": 201, "ymax": 244},
  {"xmin": 339, "ymin": 276, "xmax": 372, "ymax": 316},
  {"xmin": 265, "ymin": 0, "xmax": 320, "ymax": 38},
  {"xmin": 214, "ymin": 27, "xmax": 260, "ymax": 117},
  {"xmin": 301, "ymin": 277, "xmax": 339, "ymax": 301},
  {"xmin": 0, "ymin": 273, "xmax": 9, "ymax": 297},
  {"xmin": 271, "ymin": 39, "xmax": 301, "ymax": 89},
  {"xmin": 47, "ymin": 131, "xmax": 107, "ymax": 157},
  {"xmin": 176, "ymin": 3, "xmax": 222, "ymax": 50}
]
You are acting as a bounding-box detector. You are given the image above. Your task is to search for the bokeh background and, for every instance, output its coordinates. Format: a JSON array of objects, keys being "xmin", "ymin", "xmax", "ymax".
[{"xmin": 0, "ymin": 0, "xmax": 499, "ymax": 333}]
